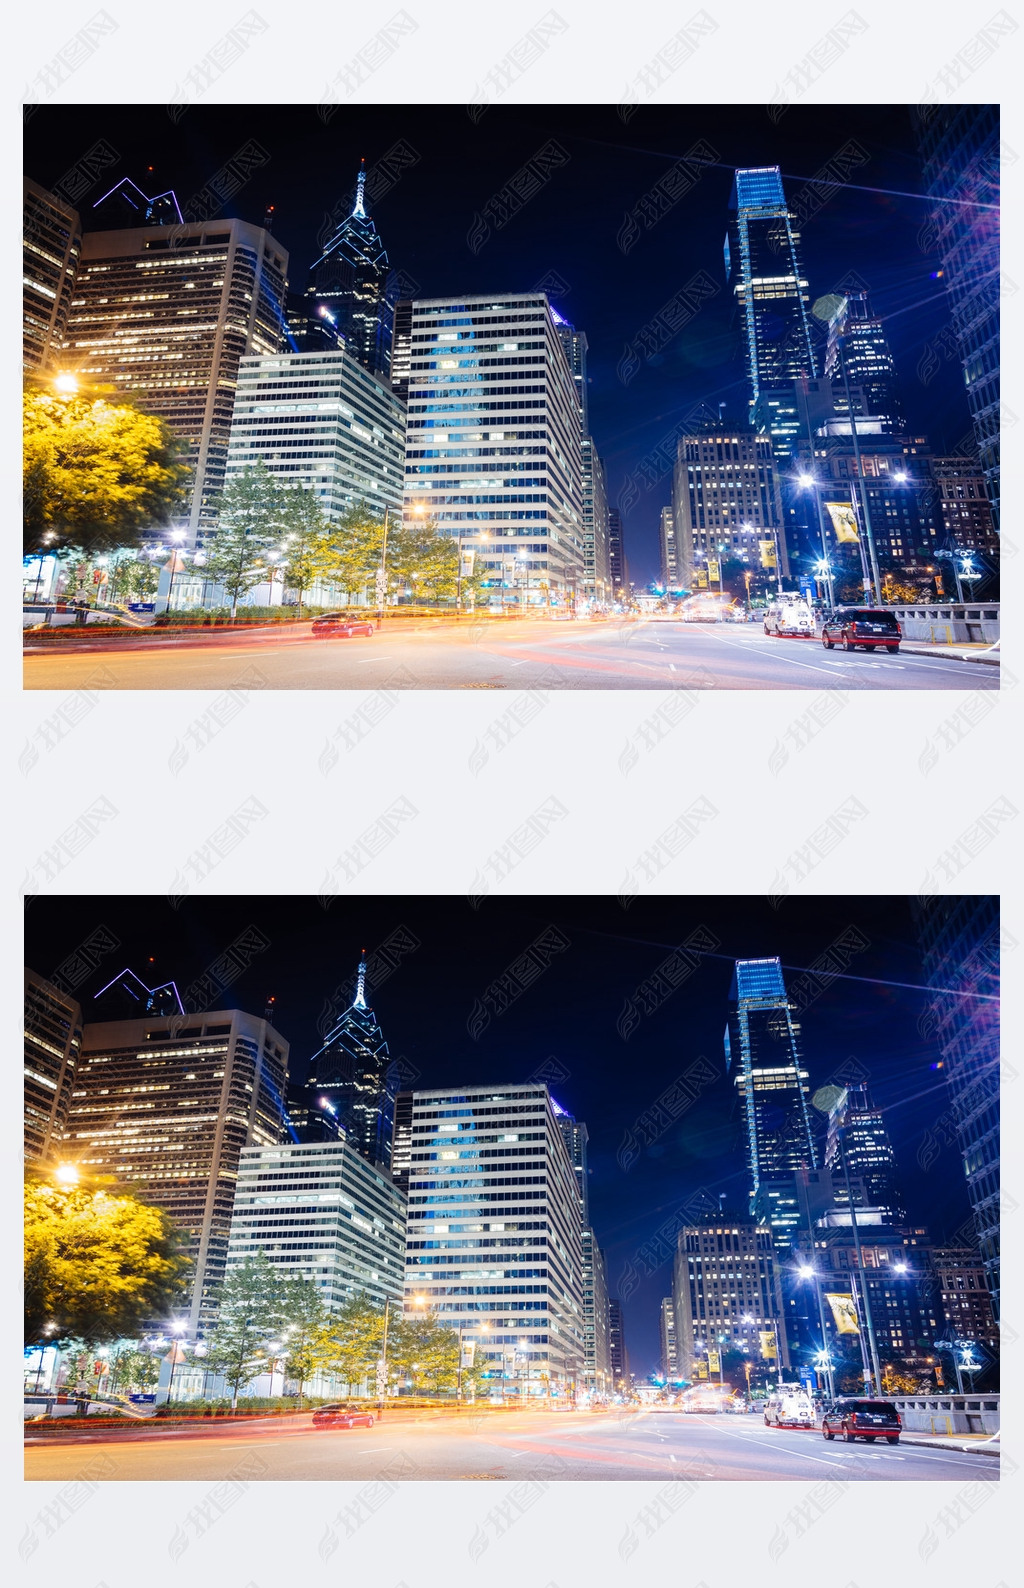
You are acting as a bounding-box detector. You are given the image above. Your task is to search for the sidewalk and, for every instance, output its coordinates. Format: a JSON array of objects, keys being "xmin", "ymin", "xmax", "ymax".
[
  {"xmin": 898, "ymin": 641, "xmax": 1000, "ymax": 665},
  {"xmin": 897, "ymin": 1430, "xmax": 1000, "ymax": 1456}
]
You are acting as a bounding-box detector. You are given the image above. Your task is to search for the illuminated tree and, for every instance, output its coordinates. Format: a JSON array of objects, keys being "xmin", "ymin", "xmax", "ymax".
[
  {"xmin": 24, "ymin": 1172, "xmax": 189, "ymax": 1348},
  {"xmin": 275, "ymin": 486, "xmax": 336, "ymax": 618},
  {"xmin": 203, "ymin": 463, "xmax": 281, "ymax": 619},
  {"xmin": 23, "ymin": 384, "xmax": 188, "ymax": 558},
  {"xmin": 202, "ymin": 1251, "xmax": 284, "ymax": 1408},
  {"xmin": 276, "ymin": 1272, "xmax": 331, "ymax": 1406}
]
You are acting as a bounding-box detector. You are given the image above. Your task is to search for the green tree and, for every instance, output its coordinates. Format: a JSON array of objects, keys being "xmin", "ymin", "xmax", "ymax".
[
  {"xmin": 277, "ymin": 1272, "xmax": 331, "ymax": 1407},
  {"xmin": 204, "ymin": 462, "xmax": 282, "ymax": 619},
  {"xmin": 24, "ymin": 1172, "xmax": 189, "ymax": 1348},
  {"xmin": 109, "ymin": 1346, "xmax": 161, "ymax": 1394},
  {"xmin": 325, "ymin": 501, "xmax": 384, "ymax": 603},
  {"xmin": 276, "ymin": 486, "xmax": 337, "ymax": 618},
  {"xmin": 105, "ymin": 551, "xmax": 160, "ymax": 606},
  {"xmin": 202, "ymin": 1251, "xmax": 284, "ymax": 1408},
  {"xmin": 23, "ymin": 384, "xmax": 188, "ymax": 558},
  {"xmin": 393, "ymin": 1312, "xmax": 460, "ymax": 1395}
]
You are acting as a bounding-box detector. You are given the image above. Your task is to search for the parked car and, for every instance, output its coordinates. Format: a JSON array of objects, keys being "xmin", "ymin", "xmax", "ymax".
[
  {"xmin": 763, "ymin": 1388, "xmax": 815, "ymax": 1428},
  {"xmin": 311, "ymin": 1403, "xmax": 375, "ymax": 1429},
  {"xmin": 821, "ymin": 1398, "xmax": 901, "ymax": 1443},
  {"xmin": 763, "ymin": 600, "xmax": 814, "ymax": 637},
  {"xmin": 311, "ymin": 613, "xmax": 375, "ymax": 639},
  {"xmin": 820, "ymin": 608, "xmax": 901, "ymax": 653}
]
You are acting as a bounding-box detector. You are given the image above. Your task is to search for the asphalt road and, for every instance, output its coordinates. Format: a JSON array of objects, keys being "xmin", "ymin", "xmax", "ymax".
[
  {"xmin": 23, "ymin": 618, "xmax": 998, "ymax": 690},
  {"xmin": 24, "ymin": 1407, "xmax": 999, "ymax": 1480}
]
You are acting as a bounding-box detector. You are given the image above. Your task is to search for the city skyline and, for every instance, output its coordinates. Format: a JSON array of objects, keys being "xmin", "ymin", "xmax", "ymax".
[
  {"xmin": 24, "ymin": 104, "xmax": 985, "ymax": 586},
  {"xmin": 25, "ymin": 894, "xmax": 993, "ymax": 1373}
]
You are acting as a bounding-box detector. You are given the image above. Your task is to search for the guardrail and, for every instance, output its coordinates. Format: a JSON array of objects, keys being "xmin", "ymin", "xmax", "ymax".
[
  {"xmin": 891, "ymin": 1395, "xmax": 999, "ymax": 1434},
  {"xmin": 886, "ymin": 603, "xmax": 999, "ymax": 645}
]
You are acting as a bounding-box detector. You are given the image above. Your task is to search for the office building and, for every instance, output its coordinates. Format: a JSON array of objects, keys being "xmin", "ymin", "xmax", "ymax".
[
  {"xmin": 24, "ymin": 969, "xmax": 82, "ymax": 1166},
  {"xmin": 672, "ymin": 1216, "xmax": 789, "ymax": 1373},
  {"xmin": 555, "ymin": 315, "xmax": 611, "ymax": 605},
  {"xmin": 401, "ymin": 1083, "xmax": 585, "ymax": 1398},
  {"xmin": 555, "ymin": 1107, "xmax": 589, "ymax": 1225},
  {"xmin": 916, "ymin": 105, "xmax": 999, "ymax": 524},
  {"xmin": 65, "ymin": 216, "xmax": 288, "ymax": 543},
  {"xmin": 395, "ymin": 292, "xmax": 585, "ymax": 608},
  {"xmin": 911, "ymin": 897, "xmax": 1000, "ymax": 1316},
  {"xmin": 307, "ymin": 957, "xmax": 397, "ymax": 1171},
  {"xmin": 305, "ymin": 161, "xmax": 396, "ymax": 380},
  {"xmin": 802, "ymin": 1221, "xmax": 940, "ymax": 1369},
  {"xmin": 802, "ymin": 432, "xmax": 941, "ymax": 585},
  {"xmin": 584, "ymin": 1236, "xmax": 612, "ymax": 1395},
  {"xmin": 929, "ymin": 1246, "xmax": 999, "ymax": 1355},
  {"xmin": 224, "ymin": 348, "xmax": 406, "ymax": 527},
  {"xmin": 608, "ymin": 1298, "xmax": 629, "ymax": 1387},
  {"xmin": 726, "ymin": 166, "xmax": 817, "ymax": 444},
  {"xmin": 725, "ymin": 958, "xmax": 818, "ymax": 1251},
  {"xmin": 660, "ymin": 1297, "xmax": 679, "ymax": 1380},
  {"xmin": 672, "ymin": 426, "xmax": 786, "ymax": 590},
  {"xmin": 659, "ymin": 507, "xmax": 679, "ymax": 589},
  {"xmin": 226, "ymin": 1139, "xmax": 406, "ymax": 1311},
  {"xmin": 607, "ymin": 507, "xmax": 627, "ymax": 598},
  {"xmin": 928, "ymin": 454, "xmax": 999, "ymax": 558},
  {"xmin": 285, "ymin": 1084, "xmax": 346, "ymax": 1144},
  {"xmin": 66, "ymin": 1006, "xmax": 290, "ymax": 1336},
  {"xmin": 824, "ymin": 1083, "xmax": 906, "ymax": 1224},
  {"xmin": 91, "ymin": 966, "xmax": 185, "ymax": 1021},
  {"xmin": 24, "ymin": 178, "xmax": 81, "ymax": 372},
  {"xmin": 824, "ymin": 291, "xmax": 904, "ymax": 431}
]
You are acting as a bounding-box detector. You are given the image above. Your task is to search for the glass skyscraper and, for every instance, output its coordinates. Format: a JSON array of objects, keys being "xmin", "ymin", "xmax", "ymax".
[
  {"xmin": 824, "ymin": 291, "xmax": 904, "ymax": 431},
  {"xmin": 306, "ymin": 161, "xmax": 396, "ymax": 380},
  {"xmin": 24, "ymin": 969, "xmax": 82, "ymax": 1166},
  {"xmin": 672, "ymin": 427, "xmax": 786, "ymax": 590},
  {"xmin": 725, "ymin": 957, "xmax": 818, "ymax": 1249},
  {"xmin": 23, "ymin": 177, "xmax": 81, "ymax": 373},
  {"xmin": 725, "ymin": 166, "xmax": 817, "ymax": 415},
  {"xmin": 824, "ymin": 1082, "xmax": 906, "ymax": 1223},
  {"xmin": 306, "ymin": 958, "xmax": 397, "ymax": 1171}
]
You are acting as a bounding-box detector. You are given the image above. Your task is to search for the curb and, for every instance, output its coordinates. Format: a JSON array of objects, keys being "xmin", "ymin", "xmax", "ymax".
[
  {"xmin": 899, "ymin": 646, "xmax": 1000, "ymax": 666},
  {"xmin": 898, "ymin": 1435, "xmax": 1000, "ymax": 1456}
]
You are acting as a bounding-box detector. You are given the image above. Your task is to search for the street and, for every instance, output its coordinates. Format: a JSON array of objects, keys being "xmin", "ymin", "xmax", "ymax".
[
  {"xmin": 24, "ymin": 1407, "xmax": 999, "ymax": 1480},
  {"xmin": 23, "ymin": 617, "xmax": 998, "ymax": 690}
]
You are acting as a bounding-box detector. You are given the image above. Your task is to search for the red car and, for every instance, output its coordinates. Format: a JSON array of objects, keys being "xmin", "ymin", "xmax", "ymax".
[
  {"xmin": 821, "ymin": 1398, "xmax": 901, "ymax": 1444},
  {"xmin": 311, "ymin": 613, "xmax": 375, "ymax": 638},
  {"xmin": 311, "ymin": 1403, "xmax": 375, "ymax": 1429},
  {"xmin": 820, "ymin": 608, "xmax": 901, "ymax": 653}
]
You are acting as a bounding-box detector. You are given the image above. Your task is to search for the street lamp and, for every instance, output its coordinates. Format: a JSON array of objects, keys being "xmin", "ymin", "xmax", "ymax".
[
  {"xmin": 53, "ymin": 372, "xmax": 79, "ymax": 397},
  {"xmin": 797, "ymin": 1260, "xmax": 836, "ymax": 1401},
  {"xmin": 166, "ymin": 1321, "xmax": 187, "ymax": 1405},
  {"xmin": 166, "ymin": 529, "xmax": 187, "ymax": 614},
  {"xmin": 796, "ymin": 471, "xmax": 836, "ymax": 609},
  {"xmin": 54, "ymin": 1163, "xmax": 79, "ymax": 1186}
]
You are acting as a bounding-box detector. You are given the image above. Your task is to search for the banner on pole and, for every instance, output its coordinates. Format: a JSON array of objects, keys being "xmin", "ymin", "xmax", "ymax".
[
  {"xmin": 825, "ymin": 502, "xmax": 859, "ymax": 543},
  {"xmin": 826, "ymin": 1292, "xmax": 860, "ymax": 1334}
]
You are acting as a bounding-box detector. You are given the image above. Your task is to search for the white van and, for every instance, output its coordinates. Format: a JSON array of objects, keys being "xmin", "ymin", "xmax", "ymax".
[
  {"xmin": 763, "ymin": 601, "xmax": 814, "ymax": 638},
  {"xmin": 763, "ymin": 1388, "xmax": 814, "ymax": 1428}
]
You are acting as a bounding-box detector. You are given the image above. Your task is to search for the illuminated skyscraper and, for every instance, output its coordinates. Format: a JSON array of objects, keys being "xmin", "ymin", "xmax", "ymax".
[
  {"xmin": 66, "ymin": 1006, "xmax": 290, "ymax": 1336},
  {"xmin": 672, "ymin": 1216, "xmax": 788, "ymax": 1372},
  {"xmin": 23, "ymin": 178, "xmax": 81, "ymax": 372},
  {"xmin": 824, "ymin": 291, "xmax": 904, "ymax": 431},
  {"xmin": 24, "ymin": 969, "xmax": 82, "ymax": 1166},
  {"xmin": 671, "ymin": 426, "xmax": 786, "ymax": 590},
  {"xmin": 66, "ymin": 215, "xmax": 288, "ymax": 543},
  {"xmin": 608, "ymin": 1297, "xmax": 629, "ymax": 1387},
  {"xmin": 660, "ymin": 1297, "xmax": 679, "ymax": 1379},
  {"xmin": 307, "ymin": 957, "xmax": 397, "ymax": 1170},
  {"xmin": 607, "ymin": 507, "xmax": 627, "ymax": 597},
  {"xmin": 725, "ymin": 957, "xmax": 817, "ymax": 1249},
  {"xmin": 306, "ymin": 161, "xmax": 396, "ymax": 379},
  {"xmin": 824, "ymin": 1083, "xmax": 906, "ymax": 1223}
]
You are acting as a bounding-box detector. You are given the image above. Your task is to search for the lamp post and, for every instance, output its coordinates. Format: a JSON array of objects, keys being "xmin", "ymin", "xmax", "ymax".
[
  {"xmin": 834, "ymin": 1113, "xmax": 883, "ymax": 1396},
  {"xmin": 376, "ymin": 505, "xmax": 392, "ymax": 629},
  {"xmin": 834, "ymin": 324, "xmax": 883, "ymax": 605},
  {"xmin": 165, "ymin": 529, "xmax": 187, "ymax": 614},
  {"xmin": 378, "ymin": 1295, "xmax": 392, "ymax": 1417},
  {"xmin": 797, "ymin": 1261, "xmax": 836, "ymax": 1401},
  {"xmin": 166, "ymin": 1321, "xmax": 187, "ymax": 1405},
  {"xmin": 797, "ymin": 472, "xmax": 837, "ymax": 610}
]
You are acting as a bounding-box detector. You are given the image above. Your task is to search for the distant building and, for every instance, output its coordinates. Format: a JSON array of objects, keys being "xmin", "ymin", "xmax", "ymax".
[
  {"xmin": 583, "ymin": 1231, "xmax": 612, "ymax": 1395},
  {"xmin": 916, "ymin": 106, "xmax": 999, "ymax": 524},
  {"xmin": 802, "ymin": 1222, "xmax": 940, "ymax": 1370},
  {"xmin": 672, "ymin": 427, "xmax": 786, "ymax": 590},
  {"xmin": 824, "ymin": 291, "xmax": 904, "ymax": 432},
  {"xmin": 824, "ymin": 1083, "xmax": 906, "ymax": 1224},
  {"xmin": 660, "ymin": 1297, "xmax": 679, "ymax": 1380},
  {"xmin": 805, "ymin": 432, "xmax": 941, "ymax": 583},
  {"xmin": 285, "ymin": 1084, "xmax": 346, "ymax": 1144},
  {"xmin": 672, "ymin": 1216, "xmax": 789, "ymax": 1374},
  {"xmin": 24, "ymin": 969, "xmax": 82, "ymax": 1166},
  {"xmin": 66, "ymin": 1007, "xmax": 290, "ymax": 1336},
  {"xmin": 225, "ymin": 1139, "xmax": 406, "ymax": 1311},
  {"xmin": 307, "ymin": 957, "xmax": 397, "ymax": 1171},
  {"xmin": 928, "ymin": 454, "xmax": 999, "ymax": 559},
  {"xmin": 66, "ymin": 216, "xmax": 288, "ymax": 544},
  {"xmin": 929, "ymin": 1246, "xmax": 999, "ymax": 1356},
  {"xmin": 659, "ymin": 507, "xmax": 679, "ymax": 589},
  {"xmin": 608, "ymin": 1297, "xmax": 629, "ymax": 1387},
  {"xmin": 607, "ymin": 507, "xmax": 627, "ymax": 597},
  {"xmin": 911, "ymin": 897, "xmax": 1000, "ymax": 1317},
  {"xmin": 394, "ymin": 292, "xmax": 585, "ymax": 609},
  {"xmin": 401, "ymin": 1084, "xmax": 585, "ymax": 1399},
  {"xmin": 24, "ymin": 178, "xmax": 81, "ymax": 372},
  {"xmin": 305, "ymin": 161, "xmax": 396, "ymax": 379}
]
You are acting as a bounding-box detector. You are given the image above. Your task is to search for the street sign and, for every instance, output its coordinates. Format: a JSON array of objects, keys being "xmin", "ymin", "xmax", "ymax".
[
  {"xmin": 374, "ymin": 571, "xmax": 387, "ymax": 599},
  {"xmin": 375, "ymin": 1361, "xmax": 387, "ymax": 1396}
]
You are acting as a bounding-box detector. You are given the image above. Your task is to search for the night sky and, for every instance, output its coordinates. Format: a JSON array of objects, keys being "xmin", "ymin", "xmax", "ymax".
[
  {"xmin": 25, "ymin": 895, "xmax": 987, "ymax": 1373},
  {"xmin": 24, "ymin": 105, "xmax": 980, "ymax": 585}
]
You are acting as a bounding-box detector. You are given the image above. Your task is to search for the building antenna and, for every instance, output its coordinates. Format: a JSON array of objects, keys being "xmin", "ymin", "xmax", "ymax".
[
  {"xmin": 354, "ymin": 953, "xmax": 367, "ymax": 1009},
  {"xmin": 352, "ymin": 159, "xmax": 367, "ymax": 219}
]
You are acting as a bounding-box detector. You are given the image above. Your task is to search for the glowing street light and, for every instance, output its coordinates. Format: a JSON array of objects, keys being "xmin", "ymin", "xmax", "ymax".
[
  {"xmin": 53, "ymin": 373, "xmax": 79, "ymax": 397},
  {"xmin": 54, "ymin": 1164, "xmax": 79, "ymax": 1186}
]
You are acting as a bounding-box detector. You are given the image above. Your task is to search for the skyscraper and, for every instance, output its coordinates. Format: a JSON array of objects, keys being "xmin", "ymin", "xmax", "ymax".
[
  {"xmin": 554, "ymin": 315, "xmax": 610, "ymax": 605},
  {"xmin": 607, "ymin": 507, "xmax": 626, "ymax": 598},
  {"xmin": 66, "ymin": 1006, "xmax": 290, "ymax": 1336},
  {"xmin": 24, "ymin": 969, "xmax": 82, "ymax": 1166},
  {"xmin": 659, "ymin": 507, "xmax": 679, "ymax": 589},
  {"xmin": 226, "ymin": 1139, "xmax": 406, "ymax": 1312},
  {"xmin": 911, "ymin": 896, "xmax": 1000, "ymax": 1317},
  {"xmin": 307, "ymin": 957, "xmax": 397, "ymax": 1170},
  {"xmin": 671, "ymin": 426, "xmax": 786, "ymax": 590},
  {"xmin": 824, "ymin": 1083, "xmax": 906, "ymax": 1223},
  {"xmin": 24, "ymin": 178, "xmax": 81, "ymax": 372},
  {"xmin": 395, "ymin": 292, "xmax": 585, "ymax": 608},
  {"xmin": 726, "ymin": 166, "xmax": 817, "ymax": 418},
  {"xmin": 660, "ymin": 1297, "xmax": 679, "ymax": 1380},
  {"xmin": 725, "ymin": 957, "xmax": 818, "ymax": 1249},
  {"xmin": 824, "ymin": 291, "xmax": 904, "ymax": 431},
  {"xmin": 915, "ymin": 105, "xmax": 999, "ymax": 525},
  {"xmin": 66, "ymin": 215, "xmax": 289, "ymax": 543},
  {"xmin": 672, "ymin": 1215, "xmax": 788, "ymax": 1372},
  {"xmin": 608, "ymin": 1298, "xmax": 629, "ymax": 1388},
  {"xmin": 305, "ymin": 161, "xmax": 396, "ymax": 379},
  {"xmin": 401, "ymin": 1083, "xmax": 585, "ymax": 1399}
]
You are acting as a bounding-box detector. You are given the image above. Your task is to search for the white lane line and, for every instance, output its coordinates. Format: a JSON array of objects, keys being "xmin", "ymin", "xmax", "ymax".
[
  {"xmin": 682, "ymin": 1417, "xmax": 846, "ymax": 1468},
  {"xmin": 707, "ymin": 633, "xmax": 857, "ymax": 679},
  {"xmin": 354, "ymin": 657, "xmax": 394, "ymax": 662}
]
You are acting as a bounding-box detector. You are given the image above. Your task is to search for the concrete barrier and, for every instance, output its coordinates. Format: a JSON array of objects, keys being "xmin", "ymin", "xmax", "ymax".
[
  {"xmin": 892, "ymin": 1395, "xmax": 999, "ymax": 1434},
  {"xmin": 888, "ymin": 603, "xmax": 1000, "ymax": 644}
]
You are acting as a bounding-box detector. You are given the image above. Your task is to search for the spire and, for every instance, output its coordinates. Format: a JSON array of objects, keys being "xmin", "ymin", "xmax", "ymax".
[
  {"xmin": 353, "ymin": 953, "xmax": 367, "ymax": 1010},
  {"xmin": 352, "ymin": 159, "xmax": 367, "ymax": 219}
]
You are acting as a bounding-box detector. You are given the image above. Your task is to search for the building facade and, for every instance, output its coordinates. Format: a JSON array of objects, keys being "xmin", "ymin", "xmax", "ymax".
[
  {"xmin": 803, "ymin": 1221, "xmax": 940, "ymax": 1372},
  {"xmin": 225, "ymin": 1139, "xmax": 406, "ymax": 1311},
  {"xmin": 724, "ymin": 958, "xmax": 818, "ymax": 1250},
  {"xmin": 225, "ymin": 348, "xmax": 406, "ymax": 526},
  {"xmin": 66, "ymin": 1007, "xmax": 290, "ymax": 1336},
  {"xmin": 672, "ymin": 1217, "xmax": 788, "ymax": 1375},
  {"xmin": 24, "ymin": 178, "xmax": 81, "ymax": 373},
  {"xmin": 659, "ymin": 507, "xmax": 679, "ymax": 589},
  {"xmin": 305, "ymin": 162, "xmax": 396, "ymax": 379},
  {"xmin": 608, "ymin": 1297, "xmax": 629, "ymax": 1387},
  {"xmin": 911, "ymin": 897, "xmax": 1000, "ymax": 1317},
  {"xmin": 607, "ymin": 508, "xmax": 626, "ymax": 598},
  {"xmin": 66, "ymin": 217, "xmax": 289, "ymax": 542},
  {"xmin": 824, "ymin": 291, "xmax": 904, "ymax": 431},
  {"xmin": 24, "ymin": 969, "xmax": 82, "ymax": 1166},
  {"xmin": 929, "ymin": 1246, "xmax": 999, "ymax": 1357},
  {"xmin": 671, "ymin": 428, "xmax": 786, "ymax": 591},
  {"xmin": 928, "ymin": 454, "xmax": 999, "ymax": 559},
  {"xmin": 307, "ymin": 958, "xmax": 397, "ymax": 1171},
  {"xmin": 401, "ymin": 1084, "xmax": 585, "ymax": 1398},
  {"xmin": 660, "ymin": 1297, "xmax": 679, "ymax": 1380},
  {"xmin": 916, "ymin": 105, "xmax": 999, "ymax": 525},
  {"xmin": 824, "ymin": 1083, "xmax": 906, "ymax": 1224},
  {"xmin": 395, "ymin": 293, "xmax": 585, "ymax": 608}
]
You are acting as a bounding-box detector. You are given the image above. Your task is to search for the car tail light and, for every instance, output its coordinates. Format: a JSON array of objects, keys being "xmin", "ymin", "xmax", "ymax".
[
  {"xmin": 849, "ymin": 1413, "xmax": 858, "ymax": 1424},
  {"xmin": 896, "ymin": 1413, "xmax": 902, "ymax": 1427},
  {"xmin": 896, "ymin": 624, "xmax": 902, "ymax": 636}
]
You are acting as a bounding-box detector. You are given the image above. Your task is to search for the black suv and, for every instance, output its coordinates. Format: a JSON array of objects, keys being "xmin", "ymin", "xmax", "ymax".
[
  {"xmin": 820, "ymin": 608, "xmax": 901, "ymax": 653},
  {"xmin": 821, "ymin": 1398, "xmax": 901, "ymax": 1443}
]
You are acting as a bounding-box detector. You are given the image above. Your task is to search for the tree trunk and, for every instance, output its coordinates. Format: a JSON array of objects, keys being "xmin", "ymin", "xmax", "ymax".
[{"xmin": 231, "ymin": 590, "xmax": 239, "ymax": 621}]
